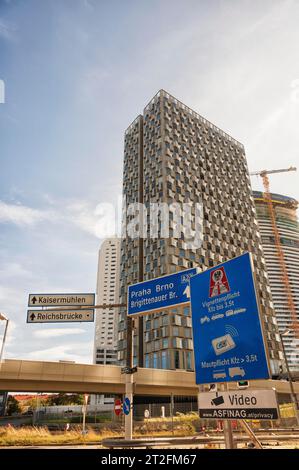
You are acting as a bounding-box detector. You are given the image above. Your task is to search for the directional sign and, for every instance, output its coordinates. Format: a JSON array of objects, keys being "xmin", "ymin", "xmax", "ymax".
[
  {"xmin": 127, "ymin": 268, "xmax": 199, "ymax": 316},
  {"xmin": 27, "ymin": 309, "xmax": 94, "ymax": 323},
  {"xmin": 198, "ymin": 389, "xmax": 278, "ymax": 420},
  {"xmin": 123, "ymin": 397, "xmax": 131, "ymax": 416},
  {"xmin": 190, "ymin": 253, "xmax": 270, "ymax": 384},
  {"xmin": 114, "ymin": 399, "xmax": 122, "ymax": 416},
  {"xmin": 28, "ymin": 293, "xmax": 95, "ymax": 308}
]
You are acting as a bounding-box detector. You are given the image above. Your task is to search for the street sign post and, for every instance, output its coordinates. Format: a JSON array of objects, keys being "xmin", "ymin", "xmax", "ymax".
[
  {"xmin": 123, "ymin": 397, "xmax": 131, "ymax": 416},
  {"xmin": 127, "ymin": 267, "xmax": 199, "ymax": 316},
  {"xmin": 190, "ymin": 253, "xmax": 270, "ymax": 384},
  {"xmin": 198, "ymin": 389, "xmax": 278, "ymax": 420},
  {"xmin": 114, "ymin": 399, "xmax": 122, "ymax": 416},
  {"xmin": 28, "ymin": 293, "xmax": 95, "ymax": 308},
  {"xmin": 27, "ymin": 309, "xmax": 94, "ymax": 323}
]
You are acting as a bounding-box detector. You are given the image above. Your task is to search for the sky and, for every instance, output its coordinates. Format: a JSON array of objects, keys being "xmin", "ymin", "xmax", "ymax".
[{"xmin": 0, "ymin": 0, "xmax": 298, "ymax": 364}]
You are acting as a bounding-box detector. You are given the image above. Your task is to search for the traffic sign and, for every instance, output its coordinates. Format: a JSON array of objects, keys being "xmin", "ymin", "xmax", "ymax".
[
  {"xmin": 28, "ymin": 293, "xmax": 95, "ymax": 308},
  {"xmin": 127, "ymin": 268, "xmax": 199, "ymax": 316},
  {"xmin": 190, "ymin": 253, "xmax": 270, "ymax": 384},
  {"xmin": 114, "ymin": 399, "xmax": 122, "ymax": 416},
  {"xmin": 198, "ymin": 389, "xmax": 278, "ymax": 420},
  {"xmin": 123, "ymin": 397, "xmax": 131, "ymax": 416},
  {"xmin": 27, "ymin": 309, "xmax": 94, "ymax": 323}
]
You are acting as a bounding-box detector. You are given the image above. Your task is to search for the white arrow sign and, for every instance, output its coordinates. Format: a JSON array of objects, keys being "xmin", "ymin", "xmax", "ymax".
[
  {"xmin": 28, "ymin": 293, "xmax": 95, "ymax": 307},
  {"xmin": 183, "ymin": 285, "xmax": 190, "ymax": 298},
  {"xmin": 27, "ymin": 309, "xmax": 94, "ymax": 323}
]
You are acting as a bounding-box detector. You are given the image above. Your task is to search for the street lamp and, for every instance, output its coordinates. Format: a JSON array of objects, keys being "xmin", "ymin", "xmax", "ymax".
[
  {"xmin": 280, "ymin": 329, "xmax": 299, "ymax": 426},
  {"xmin": 0, "ymin": 313, "xmax": 9, "ymax": 366}
]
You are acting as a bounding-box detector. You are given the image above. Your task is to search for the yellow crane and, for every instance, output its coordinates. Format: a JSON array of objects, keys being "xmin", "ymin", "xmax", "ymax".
[{"xmin": 250, "ymin": 166, "xmax": 298, "ymax": 337}]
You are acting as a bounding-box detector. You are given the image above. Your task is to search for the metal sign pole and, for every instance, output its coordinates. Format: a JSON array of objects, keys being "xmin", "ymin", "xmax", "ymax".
[
  {"xmin": 82, "ymin": 404, "xmax": 86, "ymax": 434},
  {"xmin": 124, "ymin": 317, "xmax": 134, "ymax": 440},
  {"xmin": 279, "ymin": 332, "xmax": 299, "ymax": 426},
  {"xmin": 0, "ymin": 317, "xmax": 9, "ymax": 367},
  {"xmin": 221, "ymin": 383, "xmax": 235, "ymax": 449},
  {"xmin": 171, "ymin": 393, "xmax": 174, "ymax": 435},
  {"xmin": 82, "ymin": 394, "xmax": 88, "ymax": 435}
]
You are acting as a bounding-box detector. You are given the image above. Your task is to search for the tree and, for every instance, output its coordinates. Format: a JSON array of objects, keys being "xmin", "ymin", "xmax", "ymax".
[
  {"xmin": 6, "ymin": 396, "xmax": 21, "ymax": 416},
  {"xmin": 25, "ymin": 397, "xmax": 48, "ymax": 410},
  {"xmin": 47, "ymin": 393, "xmax": 84, "ymax": 406}
]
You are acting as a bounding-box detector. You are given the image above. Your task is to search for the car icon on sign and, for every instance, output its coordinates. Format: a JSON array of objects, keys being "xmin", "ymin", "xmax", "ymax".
[
  {"xmin": 229, "ymin": 367, "xmax": 245, "ymax": 378},
  {"xmin": 200, "ymin": 316, "xmax": 210, "ymax": 324},
  {"xmin": 213, "ymin": 370, "xmax": 226, "ymax": 379}
]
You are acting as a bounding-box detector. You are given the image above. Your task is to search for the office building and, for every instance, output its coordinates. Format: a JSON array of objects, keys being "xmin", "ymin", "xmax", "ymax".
[
  {"xmin": 253, "ymin": 191, "xmax": 299, "ymax": 371},
  {"xmin": 93, "ymin": 238, "xmax": 120, "ymax": 365},
  {"xmin": 118, "ymin": 90, "xmax": 283, "ymax": 376}
]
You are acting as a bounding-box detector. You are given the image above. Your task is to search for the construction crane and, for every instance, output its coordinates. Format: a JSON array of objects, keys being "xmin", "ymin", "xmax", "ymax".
[{"xmin": 250, "ymin": 166, "xmax": 298, "ymax": 338}]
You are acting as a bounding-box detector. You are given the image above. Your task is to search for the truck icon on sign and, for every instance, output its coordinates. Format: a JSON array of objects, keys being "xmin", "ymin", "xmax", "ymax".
[{"xmin": 229, "ymin": 367, "xmax": 245, "ymax": 378}]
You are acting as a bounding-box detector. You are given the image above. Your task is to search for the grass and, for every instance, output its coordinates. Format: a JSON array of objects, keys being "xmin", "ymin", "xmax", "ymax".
[
  {"xmin": 0, "ymin": 413, "xmax": 199, "ymax": 446},
  {"xmin": 0, "ymin": 426, "xmax": 119, "ymax": 446},
  {"xmin": 39, "ymin": 414, "xmax": 111, "ymax": 424}
]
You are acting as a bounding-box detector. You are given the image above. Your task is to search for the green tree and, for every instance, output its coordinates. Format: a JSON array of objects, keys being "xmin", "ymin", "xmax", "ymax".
[
  {"xmin": 6, "ymin": 396, "xmax": 21, "ymax": 416},
  {"xmin": 25, "ymin": 397, "xmax": 48, "ymax": 410},
  {"xmin": 47, "ymin": 393, "xmax": 84, "ymax": 406}
]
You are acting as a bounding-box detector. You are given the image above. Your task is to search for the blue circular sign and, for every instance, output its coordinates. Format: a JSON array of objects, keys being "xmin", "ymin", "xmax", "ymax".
[{"xmin": 123, "ymin": 397, "xmax": 131, "ymax": 415}]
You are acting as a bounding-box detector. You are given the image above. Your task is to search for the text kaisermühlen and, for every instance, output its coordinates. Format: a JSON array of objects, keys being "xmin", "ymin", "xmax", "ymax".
[{"xmin": 36, "ymin": 296, "xmax": 88, "ymax": 304}]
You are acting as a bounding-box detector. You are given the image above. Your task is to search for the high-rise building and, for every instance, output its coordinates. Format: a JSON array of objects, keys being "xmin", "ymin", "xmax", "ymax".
[
  {"xmin": 118, "ymin": 90, "xmax": 283, "ymax": 376},
  {"xmin": 253, "ymin": 191, "xmax": 299, "ymax": 371},
  {"xmin": 93, "ymin": 238, "xmax": 120, "ymax": 365}
]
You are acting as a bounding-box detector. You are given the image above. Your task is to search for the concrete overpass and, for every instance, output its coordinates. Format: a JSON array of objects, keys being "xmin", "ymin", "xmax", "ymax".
[{"xmin": 0, "ymin": 359, "xmax": 299, "ymax": 398}]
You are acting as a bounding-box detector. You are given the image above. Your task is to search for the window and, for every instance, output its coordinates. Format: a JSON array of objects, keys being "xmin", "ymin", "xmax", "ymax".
[
  {"xmin": 145, "ymin": 354, "xmax": 150, "ymax": 368},
  {"xmin": 185, "ymin": 328, "xmax": 191, "ymax": 338},
  {"xmin": 161, "ymin": 351, "xmax": 168, "ymax": 369},
  {"xmin": 186, "ymin": 351, "xmax": 192, "ymax": 370},
  {"xmin": 183, "ymin": 306, "xmax": 189, "ymax": 316},
  {"xmin": 162, "ymin": 338, "xmax": 168, "ymax": 348},
  {"xmin": 174, "ymin": 350, "xmax": 180, "ymax": 369},
  {"xmin": 173, "ymin": 327, "xmax": 179, "ymax": 336},
  {"xmin": 153, "ymin": 352, "xmax": 158, "ymax": 369}
]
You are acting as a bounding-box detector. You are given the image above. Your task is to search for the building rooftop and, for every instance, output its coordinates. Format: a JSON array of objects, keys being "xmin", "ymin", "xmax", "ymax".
[
  {"xmin": 253, "ymin": 190, "xmax": 298, "ymax": 207},
  {"xmin": 125, "ymin": 90, "xmax": 244, "ymax": 149}
]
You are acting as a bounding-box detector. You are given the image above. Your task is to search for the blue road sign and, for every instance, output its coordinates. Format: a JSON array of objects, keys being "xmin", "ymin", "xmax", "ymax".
[
  {"xmin": 190, "ymin": 253, "xmax": 270, "ymax": 384},
  {"xmin": 128, "ymin": 268, "xmax": 199, "ymax": 316},
  {"xmin": 123, "ymin": 397, "xmax": 131, "ymax": 415}
]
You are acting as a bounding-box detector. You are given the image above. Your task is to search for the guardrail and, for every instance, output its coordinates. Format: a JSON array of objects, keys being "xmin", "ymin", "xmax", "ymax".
[{"xmin": 102, "ymin": 432, "xmax": 299, "ymax": 449}]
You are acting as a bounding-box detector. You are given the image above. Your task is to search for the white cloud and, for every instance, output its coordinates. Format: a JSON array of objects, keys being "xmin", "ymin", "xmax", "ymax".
[
  {"xmin": 0, "ymin": 285, "xmax": 25, "ymax": 310},
  {"xmin": 1, "ymin": 319, "xmax": 17, "ymax": 347},
  {"xmin": 66, "ymin": 201, "xmax": 117, "ymax": 238},
  {"xmin": 0, "ymin": 18, "xmax": 17, "ymax": 41},
  {"xmin": 0, "ymin": 262, "xmax": 33, "ymax": 280},
  {"xmin": 0, "ymin": 196, "xmax": 119, "ymax": 239},
  {"xmin": 14, "ymin": 342, "xmax": 93, "ymax": 363},
  {"xmin": 0, "ymin": 201, "xmax": 53, "ymax": 226},
  {"xmin": 32, "ymin": 328, "xmax": 86, "ymax": 339}
]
